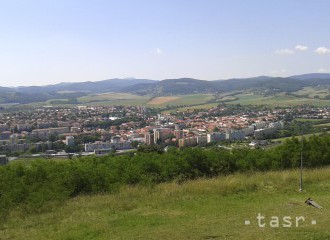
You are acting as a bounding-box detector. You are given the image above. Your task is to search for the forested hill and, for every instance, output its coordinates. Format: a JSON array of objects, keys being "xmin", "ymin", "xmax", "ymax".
[{"xmin": 1, "ymin": 74, "xmax": 330, "ymax": 103}]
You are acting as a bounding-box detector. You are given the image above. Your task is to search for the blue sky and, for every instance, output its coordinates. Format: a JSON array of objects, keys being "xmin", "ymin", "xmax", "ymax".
[{"xmin": 0, "ymin": 0, "xmax": 330, "ymax": 86}]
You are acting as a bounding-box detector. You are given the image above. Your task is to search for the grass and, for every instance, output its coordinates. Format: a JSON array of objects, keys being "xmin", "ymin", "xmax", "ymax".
[
  {"xmin": 273, "ymin": 131, "xmax": 330, "ymax": 143},
  {"xmin": 228, "ymin": 93, "xmax": 330, "ymax": 107},
  {"xmin": 77, "ymin": 92, "xmax": 150, "ymax": 106},
  {"xmin": 5, "ymin": 90, "xmax": 330, "ymax": 110},
  {"xmin": 78, "ymin": 93, "xmax": 214, "ymax": 108},
  {"xmin": 162, "ymin": 103, "xmax": 219, "ymax": 113},
  {"xmin": 83, "ymin": 98, "xmax": 150, "ymax": 107},
  {"xmin": 78, "ymin": 92, "xmax": 148, "ymax": 102},
  {"xmin": 10, "ymin": 93, "xmax": 214, "ymax": 109},
  {"xmin": 292, "ymin": 87, "xmax": 330, "ymax": 99},
  {"xmin": 314, "ymin": 123, "xmax": 330, "ymax": 127},
  {"xmin": 2, "ymin": 168, "xmax": 330, "ymax": 240},
  {"xmin": 294, "ymin": 118, "xmax": 326, "ymax": 123}
]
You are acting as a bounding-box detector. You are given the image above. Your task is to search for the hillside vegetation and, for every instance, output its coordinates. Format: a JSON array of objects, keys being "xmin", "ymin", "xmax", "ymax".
[
  {"xmin": 1, "ymin": 167, "xmax": 330, "ymax": 240},
  {"xmin": 0, "ymin": 134, "xmax": 329, "ymax": 218},
  {"xmin": 1, "ymin": 74, "xmax": 330, "ymax": 104}
]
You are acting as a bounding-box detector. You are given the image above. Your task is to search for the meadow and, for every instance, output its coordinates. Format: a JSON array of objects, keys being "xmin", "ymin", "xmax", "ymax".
[
  {"xmin": 3, "ymin": 90, "xmax": 330, "ymax": 111},
  {"xmin": 1, "ymin": 168, "xmax": 330, "ymax": 240},
  {"xmin": 292, "ymin": 87, "xmax": 330, "ymax": 99},
  {"xmin": 228, "ymin": 93, "xmax": 330, "ymax": 107},
  {"xmin": 1, "ymin": 135, "xmax": 330, "ymax": 240},
  {"xmin": 25, "ymin": 93, "xmax": 215, "ymax": 108},
  {"xmin": 162, "ymin": 103, "xmax": 220, "ymax": 113},
  {"xmin": 77, "ymin": 92, "xmax": 151, "ymax": 106}
]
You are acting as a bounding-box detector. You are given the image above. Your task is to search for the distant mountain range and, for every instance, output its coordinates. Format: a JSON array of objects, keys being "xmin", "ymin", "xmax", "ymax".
[
  {"xmin": 14, "ymin": 78, "xmax": 156, "ymax": 93},
  {"xmin": 121, "ymin": 74, "xmax": 330, "ymax": 95},
  {"xmin": 0, "ymin": 73, "xmax": 330, "ymax": 104},
  {"xmin": 289, "ymin": 73, "xmax": 330, "ymax": 80}
]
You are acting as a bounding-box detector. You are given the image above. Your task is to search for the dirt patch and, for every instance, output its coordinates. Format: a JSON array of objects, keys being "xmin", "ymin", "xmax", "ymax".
[{"xmin": 148, "ymin": 97, "xmax": 180, "ymax": 105}]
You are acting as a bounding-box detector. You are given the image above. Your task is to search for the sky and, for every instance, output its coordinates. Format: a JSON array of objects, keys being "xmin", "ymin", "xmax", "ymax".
[{"xmin": 0, "ymin": 0, "xmax": 330, "ymax": 87}]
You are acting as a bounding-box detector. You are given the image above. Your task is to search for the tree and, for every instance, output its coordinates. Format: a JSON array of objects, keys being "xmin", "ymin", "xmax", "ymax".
[
  {"xmin": 48, "ymin": 134, "xmax": 59, "ymax": 142},
  {"xmin": 130, "ymin": 141, "xmax": 139, "ymax": 148}
]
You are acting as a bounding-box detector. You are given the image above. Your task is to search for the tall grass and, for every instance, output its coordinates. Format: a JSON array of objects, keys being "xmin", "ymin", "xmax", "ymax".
[{"xmin": 2, "ymin": 167, "xmax": 330, "ymax": 239}]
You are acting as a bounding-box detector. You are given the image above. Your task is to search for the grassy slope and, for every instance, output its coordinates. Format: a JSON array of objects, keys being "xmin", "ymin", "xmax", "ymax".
[
  {"xmin": 2, "ymin": 168, "xmax": 330, "ymax": 240},
  {"xmin": 292, "ymin": 87, "xmax": 330, "ymax": 99}
]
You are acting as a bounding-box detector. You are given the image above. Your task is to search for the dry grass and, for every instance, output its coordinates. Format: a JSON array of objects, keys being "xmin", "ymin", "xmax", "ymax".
[{"xmin": 147, "ymin": 97, "xmax": 180, "ymax": 105}]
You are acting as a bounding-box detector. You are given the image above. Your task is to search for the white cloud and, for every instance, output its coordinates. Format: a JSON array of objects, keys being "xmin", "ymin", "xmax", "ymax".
[
  {"xmin": 155, "ymin": 48, "xmax": 163, "ymax": 54},
  {"xmin": 275, "ymin": 49, "xmax": 294, "ymax": 55},
  {"xmin": 315, "ymin": 47, "xmax": 330, "ymax": 55},
  {"xmin": 270, "ymin": 69, "xmax": 287, "ymax": 75},
  {"xmin": 317, "ymin": 68, "xmax": 327, "ymax": 73},
  {"xmin": 295, "ymin": 45, "xmax": 308, "ymax": 51}
]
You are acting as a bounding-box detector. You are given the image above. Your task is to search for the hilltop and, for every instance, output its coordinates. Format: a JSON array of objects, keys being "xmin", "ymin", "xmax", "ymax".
[{"xmin": 1, "ymin": 74, "xmax": 330, "ymax": 104}]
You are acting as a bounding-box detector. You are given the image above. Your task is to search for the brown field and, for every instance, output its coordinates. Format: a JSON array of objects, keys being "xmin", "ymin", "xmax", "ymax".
[{"xmin": 147, "ymin": 96, "xmax": 180, "ymax": 105}]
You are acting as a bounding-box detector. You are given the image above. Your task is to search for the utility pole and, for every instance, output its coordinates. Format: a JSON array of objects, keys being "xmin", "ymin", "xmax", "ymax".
[
  {"xmin": 299, "ymin": 128, "xmax": 303, "ymax": 191},
  {"xmin": 299, "ymin": 123, "xmax": 305, "ymax": 192}
]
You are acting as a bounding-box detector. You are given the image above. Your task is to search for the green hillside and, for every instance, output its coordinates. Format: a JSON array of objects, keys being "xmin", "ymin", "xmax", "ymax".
[
  {"xmin": 1, "ymin": 168, "xmax": 330, "ymax": 240},
  {"xmin": 1, "ymin": 135, "xmax": 330, "ymax": 239},
  {"xmin": 1, "ymin": 75, "xmax": 329, "ymax": 105}
]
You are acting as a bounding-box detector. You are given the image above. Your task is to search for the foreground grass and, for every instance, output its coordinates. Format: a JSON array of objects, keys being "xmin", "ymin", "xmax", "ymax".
[{"xmin": 1, "ymin": 168, "xmax": 330, "ymax": 240}]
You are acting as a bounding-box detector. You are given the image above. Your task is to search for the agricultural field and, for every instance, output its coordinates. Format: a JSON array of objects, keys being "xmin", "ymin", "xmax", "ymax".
[
  {"xmin": 228, "ymin": 93, "xmax": 330, "ymax": 107},
  {"xmin": 3, "ymin": 90, "xmax": 330, "ymax": 110},
  {"xmin": 78, "ymin": 92, "xmax": 150, "ymax": 105},
  {"xmin": 147, "ymin": 96, "xmax": 180, "ymax": 105},
  {"xmin": 1, "ymin": 168, "xmax": 330, "ymax": 240},
  {"xmin": 147, "ymin": 94, "xmax": 215, "ymax": 108},
  {"xmin": 162, "ymin": 103, "xmax": 219, "ymax": 114},
  {"xmin": 10, "ymin": 93, "xmax": 215, "ymax": 108},
  {"xmin": 56, "ymin": 90, "xmax": 87, "ymax": 94},
  {"xmin": 292, "ymin": 87, "xmax": 330, "ymax": 99}
]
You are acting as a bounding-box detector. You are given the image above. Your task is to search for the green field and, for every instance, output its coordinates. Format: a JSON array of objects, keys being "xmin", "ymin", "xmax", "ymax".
[
  {"xmin": 4, "ymin": 90, "xmax": 330, "ymax": 110},
  {"xmin": 45, "ymin": 91, "xmax": 330, "ymax": 108},
  {"xmin": 1, "ymin": 168, "xmax": 330, "ymax": 240},
  {"xmin": 162, "ymin": 103, "xmax": 220, "ymax": 113},
  {"xmin": 292, "ymin": 87, "xmax": 330, "ymax": 99},
  {"xmin": 77, "ymin": 92, "xmax": 150, "ymax": 106},
  {"xmin": 11, "ymin": 93, "xmax": 214, "ymax": 108},
  {"xmin": 273, "ymin": 131, "xmax": 330, "ymax": 143},
  {"xmin": 228, "ymin": 93, "xmax": 330, "ymax": 106},
  {"xmin": 77, "ymin": 93, "xmax": 214, "ymax": 108},
  {"xmin": 314, "ymin": 122, "xmax": 330, "ymax": 127},
  {"xmin": 78, "ymin": 92, "xmax": 148, "ymax": 102}
]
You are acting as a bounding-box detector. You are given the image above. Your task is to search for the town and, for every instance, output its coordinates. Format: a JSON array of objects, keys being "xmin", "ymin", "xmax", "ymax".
[{"xmin": 0, "ymin": 104, "xmax": 329, "ymax": 161}]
